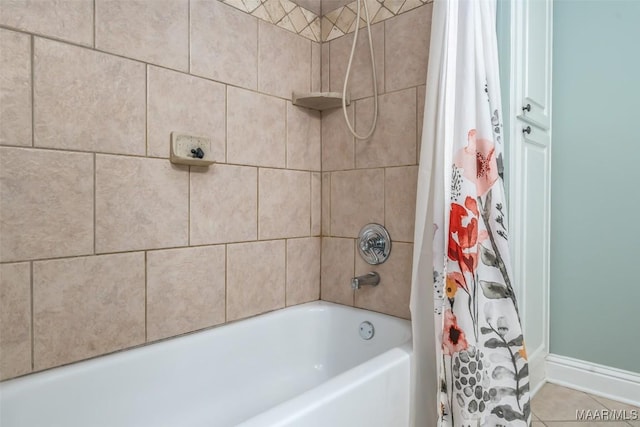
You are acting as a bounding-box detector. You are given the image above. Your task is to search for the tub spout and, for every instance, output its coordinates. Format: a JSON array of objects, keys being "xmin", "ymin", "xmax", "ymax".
[{"xmin": 351, "ymin": 272, "xmax": 380, "ymax": 290}]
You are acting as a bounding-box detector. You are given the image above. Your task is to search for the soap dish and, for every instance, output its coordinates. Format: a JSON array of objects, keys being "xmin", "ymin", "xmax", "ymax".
[{"xmin": 169, "ymin": 133, "xmax": 215, "ymax": 166}]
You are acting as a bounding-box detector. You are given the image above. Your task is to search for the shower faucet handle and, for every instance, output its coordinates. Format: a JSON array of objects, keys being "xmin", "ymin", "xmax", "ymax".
[{"xmin": 357, "ymin": 224, "xmax": 391, "ymax": 265}]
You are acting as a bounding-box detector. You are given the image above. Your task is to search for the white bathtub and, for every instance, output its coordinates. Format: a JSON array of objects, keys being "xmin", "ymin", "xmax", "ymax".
[{"xmin": 0, "ymin": 301, "xmax": 412, "ymax": 427}]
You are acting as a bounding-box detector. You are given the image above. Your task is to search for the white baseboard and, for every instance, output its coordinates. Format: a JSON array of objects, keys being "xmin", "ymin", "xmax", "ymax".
[{"xmin": 546, "ymin": 353, "xmax": 640, "ymax": 407}]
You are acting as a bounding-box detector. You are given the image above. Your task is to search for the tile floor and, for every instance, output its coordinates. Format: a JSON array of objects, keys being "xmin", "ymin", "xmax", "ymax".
[{"xmin": 531, "ymin": 383, "xmax": 640, "ymax": 426}]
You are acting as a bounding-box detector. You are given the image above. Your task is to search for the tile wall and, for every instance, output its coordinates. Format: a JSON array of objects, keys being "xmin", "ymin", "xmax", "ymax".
[
  {"xmin": 0, "ymin": 0, "xmax": 320, "ymax": 380},
  {"xmin": 0, "ymin": 0, "xmax": 432, "ymax": 381},
  {"xmin": 320, "ymin": 2, "xmax": 432, "ymax": 319}
]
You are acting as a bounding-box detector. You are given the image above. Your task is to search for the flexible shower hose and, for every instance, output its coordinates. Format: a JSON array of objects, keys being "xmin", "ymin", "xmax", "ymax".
[{"xmin": 342, "ymin": 0, "xmax": 378, "ymax": 140}]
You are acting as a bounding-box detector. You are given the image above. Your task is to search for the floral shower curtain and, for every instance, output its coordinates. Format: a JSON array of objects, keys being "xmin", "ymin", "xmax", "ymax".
[{"xmin": 410, "ymin": 1, "xmax": 531, "ymax": 426}]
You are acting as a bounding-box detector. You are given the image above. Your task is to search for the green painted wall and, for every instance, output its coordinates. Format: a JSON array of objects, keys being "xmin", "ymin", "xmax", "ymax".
[{"xmin": 551, "ymin": 0, "xmax": 640, "ymax": 373}]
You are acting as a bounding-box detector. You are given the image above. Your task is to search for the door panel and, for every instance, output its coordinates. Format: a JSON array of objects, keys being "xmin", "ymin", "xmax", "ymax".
[{"xmin": 518, "ymin": 0, "xmax": 551, "ymax": 129}]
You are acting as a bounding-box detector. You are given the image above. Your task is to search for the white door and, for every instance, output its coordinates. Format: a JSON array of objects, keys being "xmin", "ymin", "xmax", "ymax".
[
  {"xmin": 508, "ymin": 0, "xmax": 552, "ymax": 396},
  {"xmin": 517, "ymin": 0, "xmax": 552, "ymax": 130}
]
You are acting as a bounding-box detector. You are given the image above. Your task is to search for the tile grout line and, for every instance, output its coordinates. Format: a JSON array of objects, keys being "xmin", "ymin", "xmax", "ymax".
[
  {"xmin": 327, "ymin": 41, "xmax": 330, "ymax": 91},
  {"xmin": 187, "ymin": 0, "xmax": 191, "ymax": 74},
  {"xmin": 0, "ymin": 233, "xmax": 370, "ymax": 266},
  {"xmin": 0, "ymin": 143, "xmax": 352, "ymax": 173},
  {"xmin": 0, "ymin": 23, "xmax": 310, "ymax": 104},
  {"xmin": 284, "ymin": 100, "xmax": 288, "ymax": 168},
  {"xmin": 416, "ymin": 85, "xmax": 419, "ymax": 163},
  {"xmin": 382, "ymin": 19, "xmax": 386, "ymax": 94},
  {"xmin": 382, "ymin": 167, "xmax": 386, "ymax": 227},
  {"xmin": 224, "ymin": 84, "xmax": 228, "ymax": 163},
  {"xmin": 309, "ymin": 39, "xmax": 312, "ymax": 92},
  {"xmin": 30, "ymin": 35, "xmax": 34, "ymax": 147},
  {"xmin": 256, "ymin": 18, "xmax": 260, "ymax": 92},
  {"xmin": 92, "ymin": 0, "xmax": 96, "ymax": 48},
  {"xmin": 352, "ymin": 102, "xmax": 356, "ymax": 168},
  {"xmin": 145, "ymin": 65, "xmax": 149, "ymax": 156}
]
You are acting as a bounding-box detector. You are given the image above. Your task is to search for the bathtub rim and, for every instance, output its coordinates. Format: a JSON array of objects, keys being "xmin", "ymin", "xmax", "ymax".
[{"xmin": 0, "ymin": 300, "xmax": 410, "ymax": 386}]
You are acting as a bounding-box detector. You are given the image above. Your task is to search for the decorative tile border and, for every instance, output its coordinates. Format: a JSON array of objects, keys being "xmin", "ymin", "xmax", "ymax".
[
  {"xmin": 222, "ymin": 0, "xmax": 432, "ymax": 43},
  {"xmin": 322, "ymin": 0, "xmax": 431, "ymax": 41},
  {"xmin": 223, "ymin": 0, "xmax": 322, "ymax": 41}
]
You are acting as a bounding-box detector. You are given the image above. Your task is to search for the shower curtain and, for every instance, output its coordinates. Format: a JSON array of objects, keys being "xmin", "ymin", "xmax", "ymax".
[{"xmin": 410, "ymin": 1, "xmax": 531, "ymax": 426}]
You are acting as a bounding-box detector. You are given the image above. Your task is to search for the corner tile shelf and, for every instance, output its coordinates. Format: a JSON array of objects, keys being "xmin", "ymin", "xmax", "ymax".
[{"xmin": 292, "ymin": 92, "xmax": 350, "ymax": 111}]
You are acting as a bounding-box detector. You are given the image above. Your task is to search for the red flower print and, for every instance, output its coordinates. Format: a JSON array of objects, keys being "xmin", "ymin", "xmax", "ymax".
[
  {"xmin": 450, "ymin": 201, "xmax": 478, "ymax": 249},
  {"xmin": 465, "ymin": 196, "xmax": 479, "ymax": 217},
  {"xmin": 454, "ymin": 129, "xmax": 499, "ymax": 197},
  {"xmin": 448, "ymin": 239, "xmax": 477, "ymax": 277},
  {"xmin": 448, "ymin": 197, "xmax": 481, "ymax": 277},
  {"xmin": 443, "ymin": 309, "xmax": 468, "ymax": 355}
]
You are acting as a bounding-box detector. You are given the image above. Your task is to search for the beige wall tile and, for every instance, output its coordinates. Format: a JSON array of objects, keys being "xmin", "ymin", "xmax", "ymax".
[
  {"xmin": 95, "ymin": 155, "xmax": 189, "ymax": 253},
  {"xmin": 0, "ymin": 0, "xmax": 93, "ymax": 46},
  {"xmin": 330, "ymin": 169, "xmax": 384, "ymax": 238},
  {"xmin": 147, "ymin": 66, "xmax": 225, "ymax": 159},
  {"xmin": 190, "ymin": 164, "xmax": 257, "ymax": 245},
  {"xmin": 95, "ymin": 0, "xmax": 188, "ymax": 71},
  {"xmin": 417, "ymin": 84, "xmax": 426, "ymax": 161},
  {"xmin": 147, "ymin": 245, "xmax": 225, "ymax": 341},
  {"xmin": 33, "ymin": 252, "xmax": 145, "ymax": 370},
  {"xmin": 293, "ymin": 0, "xmax": 321, "ymax": 15},
  {"xmin": 259, "ymin": 21, "xmax": 311, "ymax": 99},
  {"xmin": 322, "ymin": 172, "xmax": 331, "ymax": 234},
  {"xmin": 384, "ymin": 4, "xmax": 432, "ymax": 92},
  {"xmin": 227, "ymin": 240, "xmax": 285, "ymax": 321},
  {"xmin": 259, "ymin": 169, "xmax": 311, "ymax": 239},
  {"xmin": 286, "ymin": 237, "xmax": 321, "ymax": 305},
  {"xmin": 329, "ymin": 22, "xmax": 384, "ymax": 100},
  {"xmin": 191, "ymin": 0, "xmax": 258, "ymax": 89},
  {"xmin": 34, "ymin": 38, "xmax": 146, "ymax": 156},
  {"xmin": 355, "ymin": 241, "xmax": 413, "ymax": 319},
  {"xmin": 355, "ymin": 88, "xmax": 417, "ymax": 168},
  {"xmin": 385, "ymin": 166, "xmax": 418, "ymax": 242},
  {"xmin": 227, "ymin": 87, "xmax": 286, "ymax": 167},
  {"xmin": 312, "ymin": 41, "xmax": 321, "ymax": 92},
  {"xmin": 287, "ymin": 102, "xmax": 321, "ymax": 171},
  {"xmin": 311, "ymin": 172, "xmax": 321, "ymax": 236},
  {"xmin": 321, "ymin": 0, "xmax": 353, "ymax": 15},
  {"xmin": 0, "ymin": 147, "xmax": 93, "ymax": 262},
  {"xmin": 321, "ymin": 42, "xmax": 330, "ymax": 92},
  {"xmin": 0, "ymin": 29, "xmax": 31, "ymax": 147},
  {"xmin": 321, "ymin": 105, "xmax": 354, "ymax": 171},
  {"xmin": 321, "ymin": 237, "xmax": 354, "ymax": 306},
  {"xmin": 0, "ymin": 262, "xmax": 31, "ymax": 380}
]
